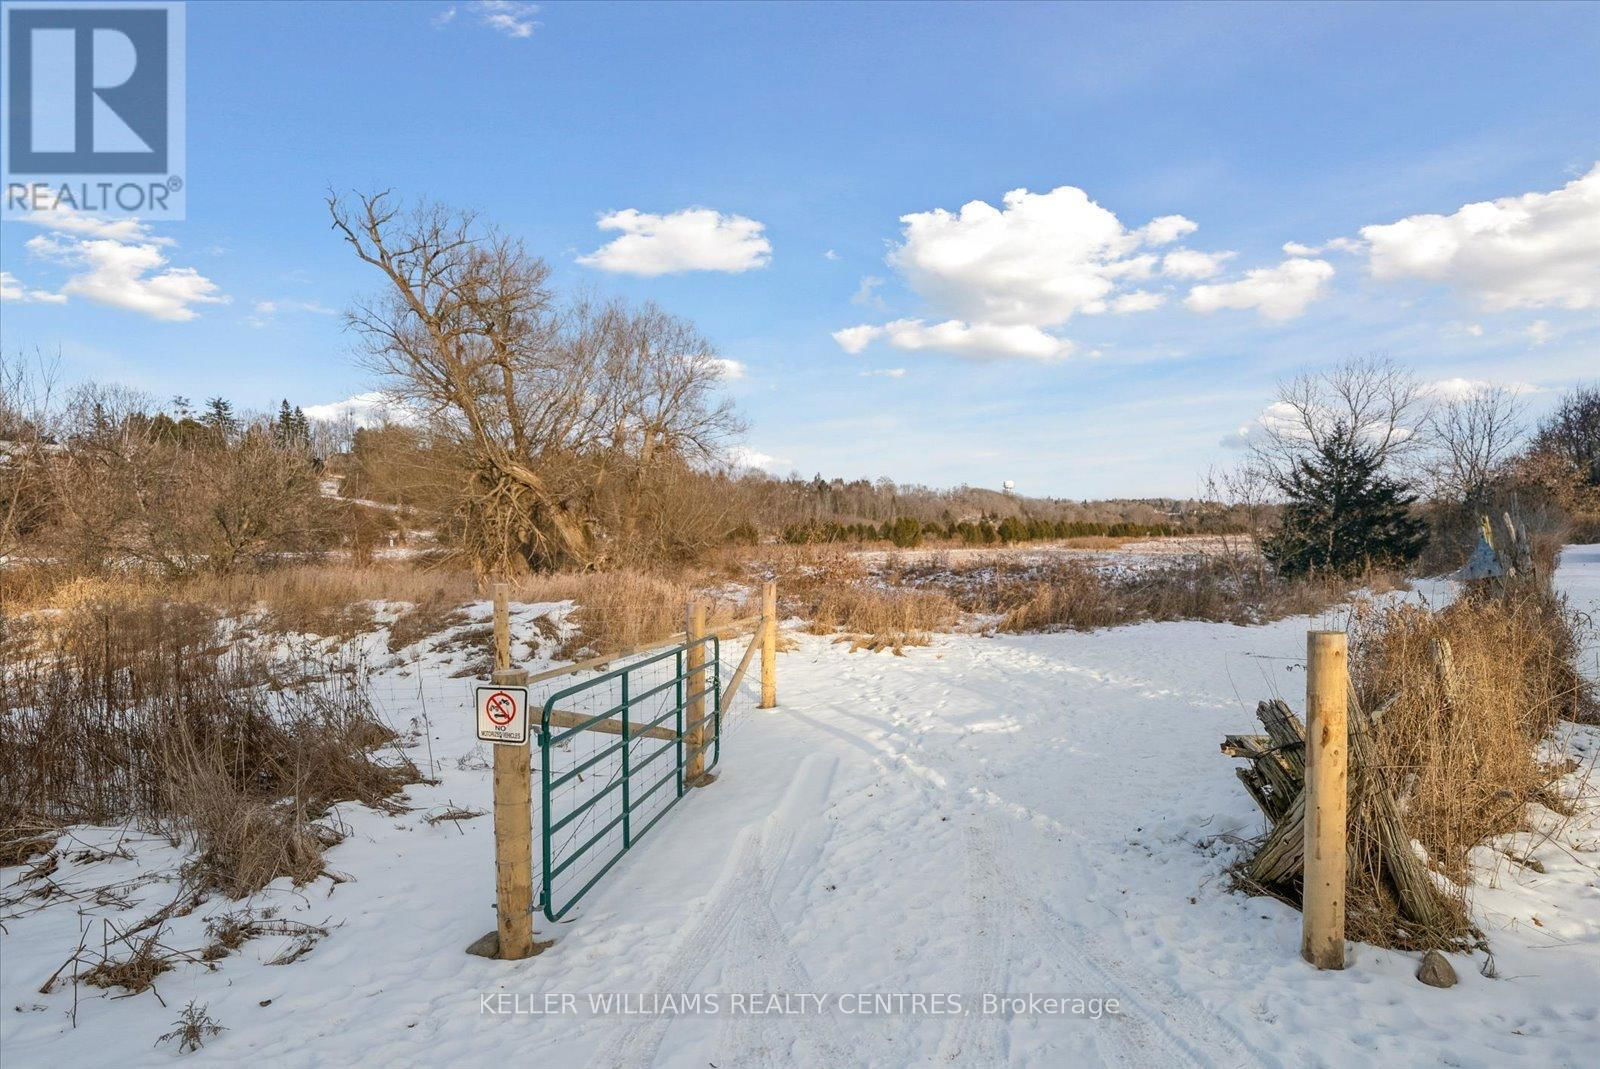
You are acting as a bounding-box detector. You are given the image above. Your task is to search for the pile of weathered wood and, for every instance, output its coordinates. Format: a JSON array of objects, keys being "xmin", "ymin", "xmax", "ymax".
[{"xmin": 1222, "ymin": 697, "xmax": 1462, "ymax": 945}]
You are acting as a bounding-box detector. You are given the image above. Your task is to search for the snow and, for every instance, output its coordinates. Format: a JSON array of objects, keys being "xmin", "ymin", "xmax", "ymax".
[{"xmin": 4, "ymin": 550, "xmax": 1599, "ymax": 1066}]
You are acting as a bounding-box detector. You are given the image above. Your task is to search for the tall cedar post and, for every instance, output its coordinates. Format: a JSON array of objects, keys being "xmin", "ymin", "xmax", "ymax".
[
  {"xmin": 684, "ymin": 601, "xmax": 708, "ymax": 785},
  {"xmin": 491, "ymin": 583, "xmax": 536, "ymax": 959},
  {"xmin": 759, "ymin": 579, "xmax": 778, "ymax": 709},
  {"xmin": 1302, "ymin": 630, "xmax": 1349, "ymax": 970}
]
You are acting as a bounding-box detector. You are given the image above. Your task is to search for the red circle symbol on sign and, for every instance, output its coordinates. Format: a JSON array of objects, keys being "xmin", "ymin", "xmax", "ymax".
[{"xmin": 485, "ymin": 691, "xmax": 517, "ymax": 727}]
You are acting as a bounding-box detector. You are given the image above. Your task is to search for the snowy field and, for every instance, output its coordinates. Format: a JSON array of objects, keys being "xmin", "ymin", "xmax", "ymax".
[
  {"xmin": 3, "ymin": 550, "xmax": 1598, "ymax": 1067},
  {"xmin": 850, "ymin": 535, "xmax": 1244, "ymax": 571}
]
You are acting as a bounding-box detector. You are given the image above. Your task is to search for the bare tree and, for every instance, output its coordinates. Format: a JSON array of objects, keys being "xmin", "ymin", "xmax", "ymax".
[
  {"xmin": 39, "ymin": 388, "xmax": 332, "ymax": 576},
  {"xmin": 1429, "ymin": 383, "xmax": 1524, "ymax": 509},
  {"xmin": 0, "ymin": 349, "xmax": 61, "ymax": 563},
  {"xmin": 1531, "ymin": 383, "xmax": 1600, "ymax": 488},
  {"xmin": 328, "ymin": 191, "xmax": 742, "ymax": 572},
  {"xmin": 1250, "ymin": 355, "xmax": 1432, "ymax": 484}
]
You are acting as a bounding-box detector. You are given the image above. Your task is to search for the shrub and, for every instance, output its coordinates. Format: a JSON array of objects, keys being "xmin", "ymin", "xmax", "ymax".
[
  {"xmin": 0, "ymin": 594, "xmax": 417, "ymax": 896},
  {"xmin": 1340, "ymin": 577, "xmax": 1597, "ymax": 945}
]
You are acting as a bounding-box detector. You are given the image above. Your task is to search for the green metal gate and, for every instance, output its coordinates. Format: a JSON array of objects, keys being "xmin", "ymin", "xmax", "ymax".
[{"xmin": 537, "ymin": 637, "xmax": 721, "ymax": 921}]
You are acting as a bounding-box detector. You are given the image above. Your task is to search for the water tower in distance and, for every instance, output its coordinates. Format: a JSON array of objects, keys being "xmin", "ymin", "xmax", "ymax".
[{"xmin": 1002, "ymin": 480, "xmax": 1016, "ymax": 495}]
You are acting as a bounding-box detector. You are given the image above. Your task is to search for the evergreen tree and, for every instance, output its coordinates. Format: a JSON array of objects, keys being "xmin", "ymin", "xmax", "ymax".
[
  {"xmin": 203, "ymin": 396, "xmax": 237, "ymax": 443},
  {"xmin": 888, "ymin": 515, "xmax": 923, "ymax": 548},
  {"xmin": 1262, "ymin": 422, "xmax": 1427, "ymax": 577},
  {"xmin": 273, "ymin": 400, "xmax": 312, "ymax": 449},
  {"xmin": 275, "ymin": 400, "xmax": 296, "ymax": 445}
]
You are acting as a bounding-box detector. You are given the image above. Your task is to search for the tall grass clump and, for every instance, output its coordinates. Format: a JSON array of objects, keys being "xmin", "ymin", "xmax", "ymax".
[
  {"xmin": 1352, "ymin": 582, "xmax": 1595, "ymax": 869},
  {"xmin": 1334, "ymin": 576, "xmax": 1597, "ymax": 947},
  {"xmin": 0, "ymin": 592, "xmax": 418, "ymax": 894},
  {"xmin": 802, "ymin": 585, "xmax": 960, "ymax": 653}
]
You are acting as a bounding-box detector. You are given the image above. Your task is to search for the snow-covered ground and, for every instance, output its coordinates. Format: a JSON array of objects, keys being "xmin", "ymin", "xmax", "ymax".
[{"xmin": 4, "ymin": 550, "xmax": 1598, "ymax": 1067}]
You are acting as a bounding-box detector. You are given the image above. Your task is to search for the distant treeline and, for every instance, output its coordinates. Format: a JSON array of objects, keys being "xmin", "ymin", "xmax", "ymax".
[{"xmin": 779, "ymin": 515, "xmax": 1229, "ymax": 548}]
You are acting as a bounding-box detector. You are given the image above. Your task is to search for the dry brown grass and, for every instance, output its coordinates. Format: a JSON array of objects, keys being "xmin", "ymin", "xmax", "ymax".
[
  {"xmin": 3, "ymin": 559, "xmax": 768, "ymax": 668},
  {"xmin": 1352, "ymin": 584, "xmax": 1595, "ymax": 870},
  {"xmin": 387, "ymin": 596, "xmax": 473, "ymax": 653},
  {"xmin": 802, "ymin": 585, "xmax": 960, "ymax": 653},
  {"xmin": 3, "ymin": 562, "xmax": 482, "ymax": 631},
  {"xmin": 755, "ymin": 546, "xmax": 952, "ymax": 652},
  {"xmin": 155, "ymin": 1002, "xmax": 225, "ymax": 1054},
  {"xmin": 752, "ymin": 546, "xmax": 1362, "ymax": 649},
  {"xmin": 0, "ymin": 594, "xmax": 418, "ymax": 897},
  {"xmin": 993, "ymin": 556, "xmax": 1360, "ymax": 633},
  {"xmin": 1336, "ymin": 578, "xmax": 1597, "ymax": 946},
  {"xmin": 535, "ymin": 568, "xmax": 752, "ymax": 659},
  {"xmin": 179, "ymin": 565, "xmax": 480, "ymax": 639}
]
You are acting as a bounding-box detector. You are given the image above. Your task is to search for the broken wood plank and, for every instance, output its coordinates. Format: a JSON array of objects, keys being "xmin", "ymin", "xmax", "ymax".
[
  {"xmin": 1347, "ymin": 694, "xmax": 1455, "ymax": 932},
  {"xmin": 1248, "ymin": 788, "xmax": 1306, "ymax": 885}
]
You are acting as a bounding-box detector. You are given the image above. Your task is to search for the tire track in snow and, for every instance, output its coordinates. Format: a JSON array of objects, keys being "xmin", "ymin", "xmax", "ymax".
[
  {"xmin": 712, "ymin": 879, "xmax": 846, "ymax": 1067},
  {"xmin": 587, "ymin": 754, "xmax": 846, "ymax": 1069},
  {"xmin": 851, "ymin": 658, "xmax": 1270, "ymax": 1068},
  {"xmin": 932, "ymin": 826, "xmax": 1013, "ymax": 1065},
  {"xmin": 973, "ymin": 815, "xmax": 1267, "ymax": 1068}
]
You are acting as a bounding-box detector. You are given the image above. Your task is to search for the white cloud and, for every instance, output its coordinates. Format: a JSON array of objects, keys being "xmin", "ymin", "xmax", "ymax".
[
  {"xmin": 886, "ymin": 185, "xmax": 1194, "ymax": 327},
  {"xmin": 1465, "ymin": 323, "xmax": 1484, "ymax": 337},
  {"xmin": 18, "ymin": 210, "xmax": 160, "ymax": 243},
  {"xmin": 23, "ymin": 229, "xmax": 226, "ymax": 322},
  {"xmin": 0, "ymin": 270, "xmax": 66, "ymax": 305},
  {"xmin": 878, "ymin": 318, "xmax": 1073, "ymax": 362},
  {"xmin": 1526, "ymin": 319, "xmax": 1553, "ymax": 346},
  {"xmin": 859, "ymin": 368, "xmax": 906, "ymax": 378},
  {"xmin": 1280, "ymin": 237, "xmax": 1361, "ymax": 257},
  {"xmin": 837, "ymin": 185, "xmax": 1224, "ymax": 360},
  {"xmin": 1359, "ymin": 163, "xmax": 1600, "ymax": 310},
  {"xmin": 851, "ymin": 275, "xmax": 886, "ymax": 309},
  {"xmin": 1220, "ymin": 400, "xmax": 1323, "ymax": 449},
  {"xmin": 1422, "ymin": 377, "xmax": 1544, "ymax": 401},
  {"xmin": 1110, "ymin": 290, "xmax": 1165, "ymax": 314},
  {"xmin": 1184, "ymin": 257, "xmax": 1334, "ymax": 321},
  {"xmin": 303, "ymin": 392, "xmax": 416, "ymax": 428},
  {"xmin": 468, "ymin": 0, "xmax": 538, "ymax": 38},
  {"xmin": 578, "ymin": 208, "xmax": 771, "ymax": 276},
  {"xmin": 1160, "ymin": 248, "xmax": 1234, "ymax": 280},
  {"xmin": 247, "ymin": 297, "xmax": 337, "ymax": 328},
  {"xmin": 710, "ymin": 357, "xmax": 746, "ymax": 380},
  {"xmin": 11, "ymin": 207, "xmax": 225, "ymax": 321},
  {"xmin": 832, "ymin": 324, "xmax": 882, "ymax": 354},
  {"xmin": 1135, "ymin": 215, "xmax": 1199, "ymax": 245},
  {"xmin": 433, "ymin": 5, "xmax": 458, "ymax": 27},
  {"xmin": 729, "ymin": 446, "xmax": 792, "ymax": 472}
]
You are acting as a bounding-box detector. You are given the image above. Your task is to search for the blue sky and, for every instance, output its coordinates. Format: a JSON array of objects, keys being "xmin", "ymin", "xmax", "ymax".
[{"xmin": 2, "ymin": 0, "xmax": 1597, "ymax": 498}]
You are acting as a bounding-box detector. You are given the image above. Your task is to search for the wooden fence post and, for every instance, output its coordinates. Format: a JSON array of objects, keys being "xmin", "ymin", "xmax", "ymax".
[
  {"xmin": 490, "ymin": 583, "xmax": 536, "ymax": 960},
  {"xmin": 684, "ymin": 600, "xmax": 709, "ymax": 786},
  {"xmin": 759, "ymin": 579, "xmax": 777, "ymax": 709},
  {"xmin": 1302, "ymin": 630, "xmax": 1348, "ymax": 970}
]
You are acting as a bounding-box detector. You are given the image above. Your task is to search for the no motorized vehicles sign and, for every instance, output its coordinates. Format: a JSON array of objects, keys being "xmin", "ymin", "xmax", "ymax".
[{"xmin": 476, "ymin": 685, "xmax": 530, "ymax": 745}]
